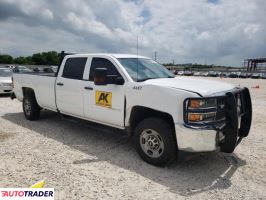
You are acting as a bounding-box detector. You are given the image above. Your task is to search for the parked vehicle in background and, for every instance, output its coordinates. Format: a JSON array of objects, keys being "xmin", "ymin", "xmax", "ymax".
[
  {"xmin": 236, "ymin": 72, "xmax": 241, "ymax": 77},
  {"xmin": 202, "ymin": 71, "xmax": 209, "ymax": 77},
  {"xmin": 208, "ymin": 71, "xmax": 218, "ymax": 77},
  {"xmin": 0, "ymin": 68, "xmax": 13, "ymax": 94},
  {"xmin": 177, "ymin": 71, "xmax": 184, "ymax": 76},
  {"xmin": 50, "ymin": 65, "xmax": 58, "ymax": 73},
  {"xmin": 33, "ymin": 67, "xmax": 42, "ymax": 72},
  {"xmin": 13, "ymin": 66, "xmax": 32, "ymax": 73},
  {"xmin": 220, "ymin": 72, "xmax": 228, "ymax": 78},
  {"xmin": 261, "ymin": 73, "xmax": 266, "ymax": 79},
  {"xmin": 198, "ymin": 71, "xmax": 207, "ymax": 76},
  {"xmin": 183, "ymin": 71, "xmax": 193, "ymax": 76},
  {"xmin": 251, "ymin": 73, "xmax": 261, "ymax": 79},
  {"xmin": 1, "ymin": 65, "xmax": 14, "ymax": 69},
  {"xmin": 224, "ymin": 72, "xmax": 230, "ymax": 77},
  {"xmin": 193, "ymin": 72, "xmax": 201, "ymax": 76},
  {"xmin": 43, "ymin": 67, "xmax": 55, "ymax": 73},
  {"xmin": 239, "ymin": 72, "xmax": 248, "ymax": 78},
  {"xmin": 228, "ymin": 72, "xmax": 238, "ymax": 78}
]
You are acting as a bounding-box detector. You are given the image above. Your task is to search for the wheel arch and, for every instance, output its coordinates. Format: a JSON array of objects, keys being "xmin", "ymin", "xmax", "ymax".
[
  {"xmin": 22, "ymin": 87, "xmax": 36, "ymax": 98},
  {"xmin": 128, "ymin": 106, "xmax": 177, "ymax": 147},
  {"xmin": 22, "ymin": 87, "xmax": 40, "ymax": 107}
]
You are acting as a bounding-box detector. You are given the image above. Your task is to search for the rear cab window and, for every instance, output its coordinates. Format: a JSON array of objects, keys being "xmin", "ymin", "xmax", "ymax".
[{"xmin": 62, "ymin": 57, "xmax": 87, "ymax": 80}]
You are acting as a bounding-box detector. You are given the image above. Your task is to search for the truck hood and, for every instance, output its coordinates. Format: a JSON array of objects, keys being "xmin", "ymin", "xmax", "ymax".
[
  {"xmin": 0, "ymin": 77, "xmax": 12, "ymax": 83},
  {"xmin": 145, "ymin": 77, "xmax": 235, "ymax": 96}
]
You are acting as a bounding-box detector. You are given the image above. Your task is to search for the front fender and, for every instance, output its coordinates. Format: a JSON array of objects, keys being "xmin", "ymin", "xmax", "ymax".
[{"xmin": 124, "ymin": 83, "xmax": 200, "ymax": 127}]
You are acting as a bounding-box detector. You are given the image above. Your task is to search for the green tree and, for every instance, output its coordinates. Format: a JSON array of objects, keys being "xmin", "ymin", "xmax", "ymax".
[
  {"xmin": 14, "ymin": 56, "xmax": 27, "ymax": 64},
  {"xmin": 0, "ymin": 54, "xmax": 13, "ymax": 64},
  {"xmin": 1, "ymin": 51, "xmax": 60, "ymax": 65},
  {"xmin": 31, "ymin": 51, "xmax": 60, "ymax": 65},
  {"xmin": 25, "ymin": 56, "xmax": 33, "ymax": 65},
  {"xmin": 32, "ymin": 53, "xmax": 46, "ymax": 65},
  {"xmin": 44, "ymin": 51, "xmax": 60, "ymax": 65}
]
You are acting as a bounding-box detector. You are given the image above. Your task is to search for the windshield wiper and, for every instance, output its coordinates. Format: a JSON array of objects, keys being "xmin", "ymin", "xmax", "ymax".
[
  {"xmin": 137, "ymin": 78, "xmax": 154, "ymax": 82},
  {"xmin": 137, "ymin": 76, "xmax": 174, "ymax": 82}
]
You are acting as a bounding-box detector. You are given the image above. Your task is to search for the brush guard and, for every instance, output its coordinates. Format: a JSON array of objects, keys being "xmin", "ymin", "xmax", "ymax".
[{"xmin": 220, "ymin": 87, "xmax": 252, "ymax": 153}]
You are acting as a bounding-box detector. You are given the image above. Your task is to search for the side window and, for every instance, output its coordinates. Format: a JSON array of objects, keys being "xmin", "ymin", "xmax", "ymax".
[
  {"xmin": 62, "ymin": 57, "xmax": 87, "ymax": 80},
  {"xmin": 89, "ymin": 58, "xmax": 120, "ymax": 81}
]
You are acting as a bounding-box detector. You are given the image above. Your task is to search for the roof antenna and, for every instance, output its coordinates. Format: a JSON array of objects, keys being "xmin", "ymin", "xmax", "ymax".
[
  {"xmin": 137, "ymin": 35, "xmax": 139, "ymax": 81},
  {"xmin": 136, "ymin": 25, "xmax": 145, "ymax": 82}
]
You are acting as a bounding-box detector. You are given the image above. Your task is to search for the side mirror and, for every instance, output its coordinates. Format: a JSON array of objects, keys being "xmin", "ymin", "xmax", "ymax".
[
  {"xmin": 115, "ymin": 76, "xmax": 124, "ymax": 85},
  {"xmin": 94, "ymin": 68, "xmax": 107, "ymax": 85}
]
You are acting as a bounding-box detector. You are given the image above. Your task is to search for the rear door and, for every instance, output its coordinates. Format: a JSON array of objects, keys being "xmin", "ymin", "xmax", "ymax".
[
  {"xmin": 56, "ymin": 57, "xmax": 88, "ymax": 117},
  {"xmin": 83, "ymin": 56, "xmax": 125, "ymax": 127}
]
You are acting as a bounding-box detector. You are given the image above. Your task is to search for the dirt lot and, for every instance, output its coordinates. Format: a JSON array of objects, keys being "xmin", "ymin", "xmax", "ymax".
[{"xmin": 0, "ymin": 78, "xmax": 266, "ymax": 200}]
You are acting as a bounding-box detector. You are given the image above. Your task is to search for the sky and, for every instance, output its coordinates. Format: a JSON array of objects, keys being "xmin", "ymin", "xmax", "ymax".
[{"xmin": 0, "ymin": 0, "xmax": 265, "ymax": 66}]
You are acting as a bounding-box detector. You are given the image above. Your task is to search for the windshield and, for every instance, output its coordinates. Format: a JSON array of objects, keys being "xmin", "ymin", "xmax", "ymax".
[
  {"xmin": 0, "ymin": 68, "xmax": 12, "ymax": 77},
  {"xmin": 118, "ymin": 58, "xmax": 174, "ymax": 81}
]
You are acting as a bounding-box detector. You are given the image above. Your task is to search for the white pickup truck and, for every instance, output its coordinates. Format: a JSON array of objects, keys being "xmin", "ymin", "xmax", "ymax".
[{"xmin": 12, "ymin": 52, "xmax": 252, "ymax": 166}]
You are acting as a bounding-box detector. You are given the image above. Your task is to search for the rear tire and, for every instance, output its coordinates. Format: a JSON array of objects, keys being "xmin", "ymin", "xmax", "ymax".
[
  {"xmin": 134, "ymin": 118, "xmax": 177, "ymax": 166},
  {"xmin": 23, "ymin": 93, "xmax": 40, "ymax": 120}
]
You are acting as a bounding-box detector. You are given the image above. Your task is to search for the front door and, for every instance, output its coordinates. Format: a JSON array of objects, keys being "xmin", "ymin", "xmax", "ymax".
[{"xmin": 83, "ymin": 57, "xmax": 125, "ymax": 127}]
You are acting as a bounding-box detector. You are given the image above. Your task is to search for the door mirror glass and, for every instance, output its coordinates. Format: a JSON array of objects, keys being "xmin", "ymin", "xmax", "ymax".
[
  {"xmin": 94, "ymin": 68, "xmax": 107, "ymax": 85},
  {"xmin": 115, "ymin": 76, "xmax": 124, "ymax": 85},
  {"xmin": 106, "ymin": 75, "xmax": 124, "ymax": 85}
]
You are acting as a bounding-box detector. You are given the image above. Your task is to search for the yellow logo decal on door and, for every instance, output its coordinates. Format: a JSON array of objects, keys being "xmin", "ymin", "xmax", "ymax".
[{"xmin": 95, "ymin": 90, "xmax": 112, "ymax": 108}]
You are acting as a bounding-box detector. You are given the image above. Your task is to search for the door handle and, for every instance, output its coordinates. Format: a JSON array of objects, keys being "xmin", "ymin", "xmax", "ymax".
[
  {"xmin": 84, "ymin": 86, "xmax": 93, "ymax": 90},
  {"xmin": 57, "ymin": 82, "xmax": 64, "ymax": 86}
]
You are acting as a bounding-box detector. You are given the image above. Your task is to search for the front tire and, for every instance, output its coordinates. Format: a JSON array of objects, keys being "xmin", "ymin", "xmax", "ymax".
[
  {"xmin": 23, "ymin": 93, "xmax": 40, "ymax": 120},
  {"xmin": 134, "ymin": 118, "xmax": 177, "ymax": 166}
]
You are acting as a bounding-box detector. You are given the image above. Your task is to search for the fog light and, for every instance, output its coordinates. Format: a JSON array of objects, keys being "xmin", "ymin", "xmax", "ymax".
[{"xmin": 188, "ymin": 113, "xmax": 203, "ymax": 122}]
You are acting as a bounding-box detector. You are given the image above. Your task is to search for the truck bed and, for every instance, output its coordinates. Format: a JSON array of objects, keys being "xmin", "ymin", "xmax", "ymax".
[{"xmin": 13, "ymin": 72, "xmax": 57, "ymax": 111}]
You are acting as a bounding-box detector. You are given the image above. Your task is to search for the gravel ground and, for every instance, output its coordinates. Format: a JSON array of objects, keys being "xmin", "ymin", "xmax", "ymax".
[{"xmin": 0, "ymin": 78, "xmax": 266, "ymax": 200}]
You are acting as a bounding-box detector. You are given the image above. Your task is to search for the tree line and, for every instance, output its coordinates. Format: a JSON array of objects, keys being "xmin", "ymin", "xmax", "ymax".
[
  {"xmin": 0, "ymin": 51, "xmax": 60, "ymax": 65},
  {"xmin": 1, "ymin": 51, "xmax": 234, "ymax": 68}
]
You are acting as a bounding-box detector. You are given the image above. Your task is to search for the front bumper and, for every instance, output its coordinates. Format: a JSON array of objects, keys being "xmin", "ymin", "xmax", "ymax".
[
  {"xmin": 175, "ymin": 124, "xmax": 219, "ymax": 152},
  {"xmin": 175, "ymin": 87, "xmax": 252, "ymax": 153}
]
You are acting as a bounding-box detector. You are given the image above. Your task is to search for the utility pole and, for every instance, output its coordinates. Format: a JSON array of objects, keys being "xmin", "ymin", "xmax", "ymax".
[{"xmin": 154, "ymin": 51, "xmax": 157, "ymax": 61}]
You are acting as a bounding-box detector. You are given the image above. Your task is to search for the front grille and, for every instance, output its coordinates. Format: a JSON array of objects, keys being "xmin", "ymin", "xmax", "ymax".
[
  {"xmin": 216, "ymin": 109, "xmax": 226, "ymax": 120},
  {"xmin": 216, "ymin": 98, "xmax": 226, "ymax": 121}
]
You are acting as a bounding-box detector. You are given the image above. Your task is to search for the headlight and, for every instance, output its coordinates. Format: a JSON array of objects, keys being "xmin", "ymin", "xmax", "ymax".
[
  {"xmin": 184, "ymin": 98, "xmax": 220, "ymax": 125},
  {"xmin": 188, "ymin": 99, "xmax": 217, "ymax": 109}
]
